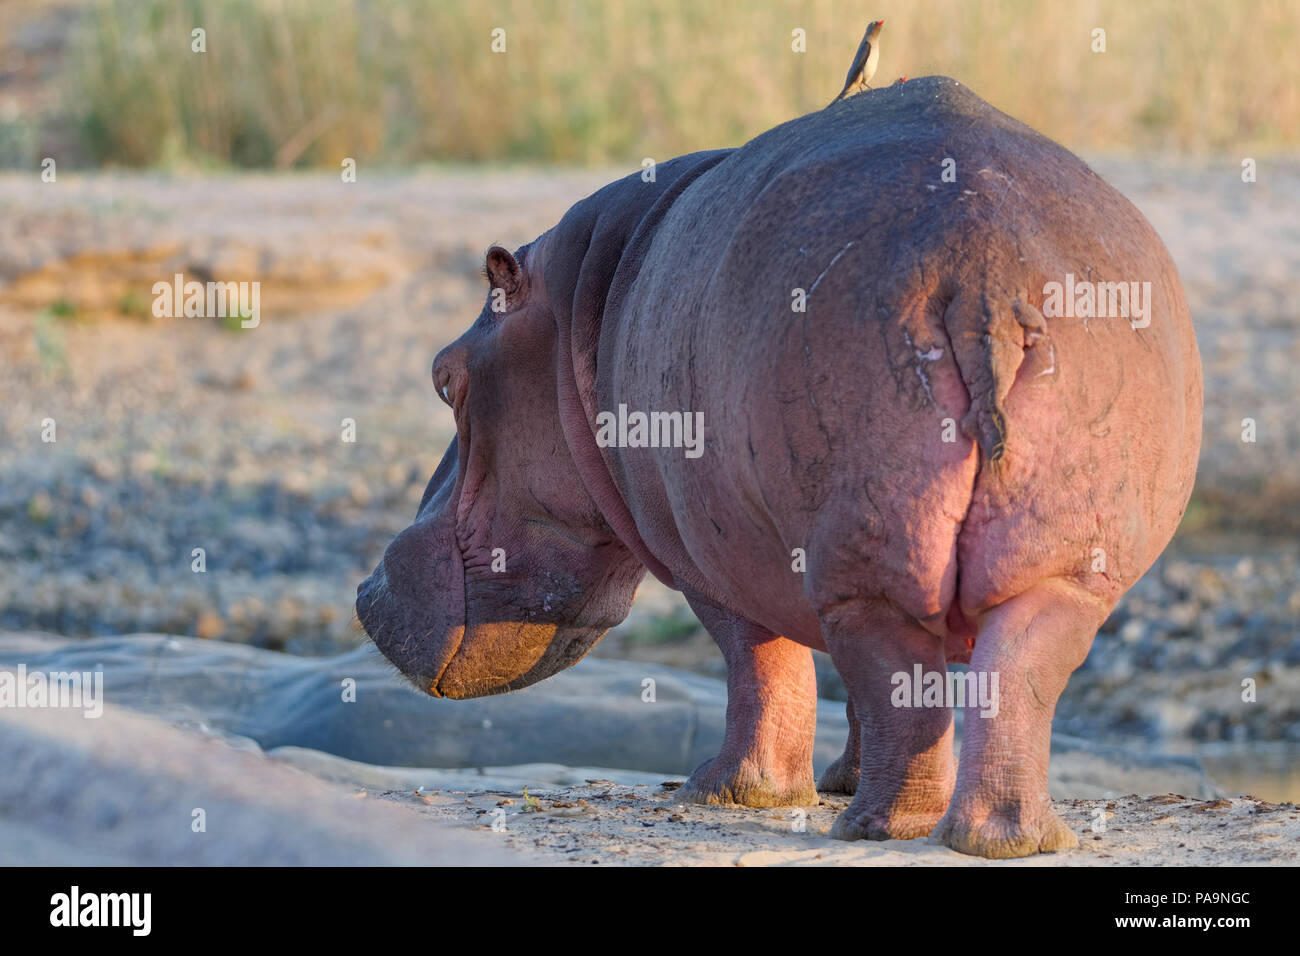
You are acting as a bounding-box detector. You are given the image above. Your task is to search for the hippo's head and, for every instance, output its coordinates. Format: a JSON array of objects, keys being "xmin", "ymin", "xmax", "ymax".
[{"xmin": 356, "ymin": 238, "xmax": 646, "ymax": 698}]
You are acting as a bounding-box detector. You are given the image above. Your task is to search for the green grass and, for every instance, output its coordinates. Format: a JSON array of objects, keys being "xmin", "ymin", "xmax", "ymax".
[
  {"xmin": 60, "ymin": 0, "xmax": 1300, "ymax": 168},
  {"xmin": 219, "ymin": 311, "xmax": 249, "ymax": 332},
  {"xmin": 627, "ymin": 611, "xmax": 702, "ymax": 646},
  {"xmin": 34, "ymin": 310, "xmax": 71, "ymax": 377},
  {"xmin": 117, "ymin": 288, "xmax": 150, "ymax": 320},
  {"xmin": 49, "ymin": 299, "xmax": 79, "ymax": 320}
]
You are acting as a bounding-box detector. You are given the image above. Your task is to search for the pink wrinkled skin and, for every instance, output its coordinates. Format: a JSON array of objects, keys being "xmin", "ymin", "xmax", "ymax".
[{"xmin": 357, "ymin": 77, "xmax": 1201, "ymax": 858}]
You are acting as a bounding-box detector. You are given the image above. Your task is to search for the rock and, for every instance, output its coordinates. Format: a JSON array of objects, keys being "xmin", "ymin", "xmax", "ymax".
[
  {"xmin": 0, "ymin": 700, "xmax": 528, "ymax": 865},
  {"xmin": 0, "ymin": 632, "xmax": 848, "ymax": 774},
  {"xmin": 267, "ymin": 747, "xmax": 669, "ymax": 792},
  {"xmin": 0, "ymin": 632, "xmax": 1226, "ymax": 799}
]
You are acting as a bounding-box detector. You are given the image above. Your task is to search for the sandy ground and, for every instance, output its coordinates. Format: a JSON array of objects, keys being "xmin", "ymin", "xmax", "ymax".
[
  {"xmin": 371, "ymin": 783, "xmax": 1300, "ymax": 866},
  {"xmin": 1, "ymin": 632, "xmax": 1292, "ymax": 865},
  {"xmin": 4, "ymin": 686, "xmax": 1295, "ymax": 866},
  {"xmin": 270, "ymin": 740, "xmax": 1300, "ymax": 866}
]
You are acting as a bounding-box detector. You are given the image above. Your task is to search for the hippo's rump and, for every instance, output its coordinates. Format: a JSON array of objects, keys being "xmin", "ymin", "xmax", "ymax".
[{"xmin": 603, "ymin": 76, "xmax": 1201, "ymax": 638}]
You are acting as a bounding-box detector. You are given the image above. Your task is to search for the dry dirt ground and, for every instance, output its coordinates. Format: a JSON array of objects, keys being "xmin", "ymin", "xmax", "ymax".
[
  {"xmin": 263, "ymin": 734, "xmax": 1300, "ymax": 865},
  {"xmin": 375, "ymin": 782, "xmax": 1300, "ymax": 866},
  {"xmin": 5, "ymin": 684, "xmax": 1294, "ymax": 866},
  {"xmin": 1, "ymin": 161, "xmax": 1299, "ymax": 863}
]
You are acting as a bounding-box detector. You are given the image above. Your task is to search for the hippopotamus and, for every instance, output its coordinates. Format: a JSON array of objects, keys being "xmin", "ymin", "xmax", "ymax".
[{"xmin": 356, "ymin": 76, "xmax": 1202, "ymax": 858}]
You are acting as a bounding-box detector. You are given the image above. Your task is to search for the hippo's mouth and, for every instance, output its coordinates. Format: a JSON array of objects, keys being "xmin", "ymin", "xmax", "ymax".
[{"xmin": 355, "ymin": 554, "xmax": 466, "ymax": 696}]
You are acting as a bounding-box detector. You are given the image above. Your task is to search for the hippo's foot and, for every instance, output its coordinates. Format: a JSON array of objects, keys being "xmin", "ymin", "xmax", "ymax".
[
  {"xmin": 678, "ymin": 757, "xmax": 818, "ymax": 808},
  {"xmin": 816, "ymin": 753, "xmax": 858, "ymax": 795},
  {"xmin": 829, "ymin": 804, "xmax": 945, "ymax": 841},
  {"xmin": 924, "ymin": 581, "xmax": 1103, "ymax": 858},
  {"xmin": 929, "ymin": 799, "xmax": 1078, "ymax": 858},
  {"xmin": 820, "ymin": 605, "xmax": 956, "ymax": 837},
  {"xmin": 826, "ymin": 777, "xmax": 951, "ymax": 841},
  {"xmin": 677, "ymin": 596, "xmax": 819, "ymax": 808}
]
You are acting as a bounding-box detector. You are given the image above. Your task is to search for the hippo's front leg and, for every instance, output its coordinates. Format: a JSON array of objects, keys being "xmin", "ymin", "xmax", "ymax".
[
  {"xmin": 676, "ymin": 592, "xmax": 819, "ymax": 807},
  {"xmin": 931, "ymin": 581, "xmax": 1107, "ymax": 858}
]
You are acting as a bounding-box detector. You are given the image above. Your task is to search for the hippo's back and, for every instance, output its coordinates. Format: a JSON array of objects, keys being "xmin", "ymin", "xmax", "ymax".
[{"xmin": 605, "ymin": 77, "xmax": 1201, "ymax": 641}]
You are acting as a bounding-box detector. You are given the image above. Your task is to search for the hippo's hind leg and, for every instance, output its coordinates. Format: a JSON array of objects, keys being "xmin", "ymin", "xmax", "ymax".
[
  {"xmin": 930, "ymin": 579, "xmax": 1106, "ymax": 858},
  {"xmin": 821, "ymin": 600, "xmax": 956, "ymax": 840},
  {"xmin": 676, "ymin": 592, "xmax": 819, "ymax": 807},
  {"xmin": 817, "ymin": 698, "xmax": 860, "ymax": 794}
]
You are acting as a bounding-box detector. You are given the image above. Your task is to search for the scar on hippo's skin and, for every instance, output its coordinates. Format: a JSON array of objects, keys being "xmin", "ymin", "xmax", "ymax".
[
  {"xmin": 977, "ymin": 166, "xmax": 1026, "ymax": 226},
  {"xmin": 902, "ymin": 330, "xmax": 945, "ymax": 404},
  {"xmin": 1037, "ymin": 342, "xmax": 1056, "ymax": 377},
  {"xmin": 808, "ymin": 241, "xmax": 856, "ymax": 297}
]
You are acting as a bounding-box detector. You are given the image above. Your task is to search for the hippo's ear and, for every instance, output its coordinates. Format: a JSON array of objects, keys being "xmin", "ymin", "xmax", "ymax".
[{"xmin": 484, "ymin": 245, "xmax": 524, "ymax": 297}]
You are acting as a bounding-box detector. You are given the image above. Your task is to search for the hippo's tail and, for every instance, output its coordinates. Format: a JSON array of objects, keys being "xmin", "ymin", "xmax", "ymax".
[{"xmin": 937, "ymin": 275, "xmax": 1051, "ymax": 467}]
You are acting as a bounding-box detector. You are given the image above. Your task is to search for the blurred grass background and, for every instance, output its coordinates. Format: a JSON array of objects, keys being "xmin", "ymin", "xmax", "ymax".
[{"xmin": 4, "ymin": 0, "xmax": 1297, "ymax": 169}]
